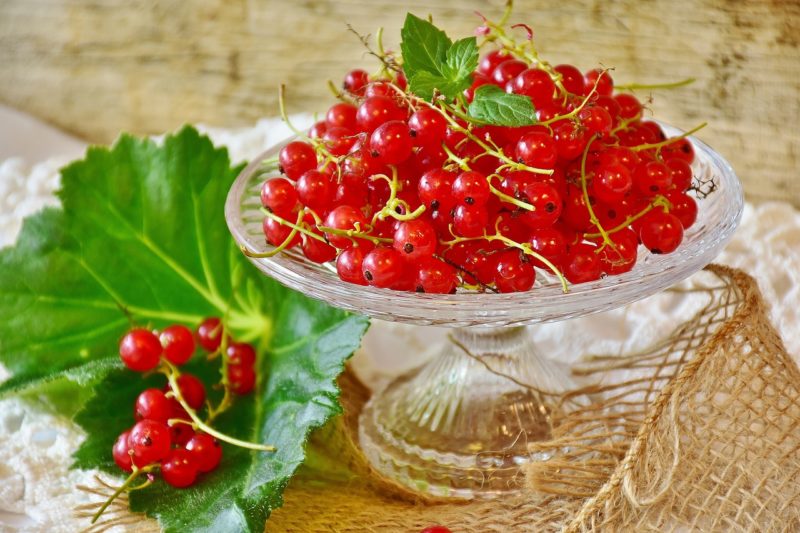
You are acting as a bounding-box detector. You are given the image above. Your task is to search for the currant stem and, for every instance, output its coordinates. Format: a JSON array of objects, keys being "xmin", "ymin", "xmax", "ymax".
[
  {"xmin": 615, "ymin": 77, "xmax": 696, "ymax": 91},
  {"xmin": 91, "ymin": 466, "xmax": 154, "ymax": 524},
  {"xmin": 243, "ymin": 210, "xmax": 306, "ymax": 258},
  {"xmin": 278, "ymin": 84, "xmax": 306, "ymax": 139},
  {"xmin": 206, "ymin": 328, "xmax": 233, "ymax": 424},
  {"xmin": 539, "ymin": 68, "xmax": 607, "ymax": 126},
  {"xmin": 486, "ymin": 174, "xmax": 536, "ymax": 211},
  {"xmin": 579, "ymin": 133, "xmax": 616, "ymax": 251},
  {"xmin": 161, "ymin": 360, "xmax": 276, "ymax": 452},
  {"xmin": 631, "ymin": 122, "xmax": 707, "ymax": 152},
  {"xmin": 441, "ymin": 143, "xmax": 472, "ymax": 171},
  {"xmin": 261, "ymin": 209, "xmax": 327, "ymax": 243}
]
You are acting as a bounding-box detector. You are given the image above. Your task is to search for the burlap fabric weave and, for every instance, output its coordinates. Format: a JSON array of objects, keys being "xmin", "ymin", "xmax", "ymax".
[
  {"xmin": 264, "ymin": 265, "xmax": 800, "ymax": 532},
  {"xmin": 80, "ymin": 265, "xmax": 800, "ymax": 532}
]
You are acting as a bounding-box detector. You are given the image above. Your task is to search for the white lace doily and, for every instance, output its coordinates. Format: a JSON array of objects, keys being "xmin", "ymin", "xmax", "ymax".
[{"xmin": 1, "ymin": 112, "xmax": 798, "ymax": 532}]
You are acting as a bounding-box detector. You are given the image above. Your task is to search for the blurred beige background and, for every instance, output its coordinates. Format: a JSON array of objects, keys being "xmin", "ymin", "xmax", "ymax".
[{"xmin": 0, "ymin": 0, "xmax": 798, "ymax": 205}]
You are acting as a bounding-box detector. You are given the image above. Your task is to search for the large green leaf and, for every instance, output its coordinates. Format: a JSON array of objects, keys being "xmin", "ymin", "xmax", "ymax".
[
  {"xmin": 468, "ymin": 84, "xmax": 538, "ymax": 126},
  {"xmin": 0, "ymin": 126, "xmax": 369, "ymax": 531},
  {"xmin": 400, "ymin": 13, "xmax": 451, "ymax": 81}
]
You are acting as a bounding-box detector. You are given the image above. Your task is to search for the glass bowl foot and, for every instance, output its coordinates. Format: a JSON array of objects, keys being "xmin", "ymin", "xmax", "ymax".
[{"xmin": 358, "ymin": 326, "xmax": 589, "ymax": 499}]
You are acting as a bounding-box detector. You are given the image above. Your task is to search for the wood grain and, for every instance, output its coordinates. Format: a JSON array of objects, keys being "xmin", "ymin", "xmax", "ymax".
[{"xmin": 0, "ymin": 0, "xmax": 798, "ymax": 205}]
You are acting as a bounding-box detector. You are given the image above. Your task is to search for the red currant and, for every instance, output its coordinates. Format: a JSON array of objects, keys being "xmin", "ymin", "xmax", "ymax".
[
  {"xmin": 478, "ymin": 49, "xmax": 512, "ymax": 76},
  {"xmin": 529, "ymin": 226, "xmax": 568, "ymax": 268},
  {"xmin": 519, "ymin": 181, "xmax": 562, "ymax": 229},
  {"xmin": 584, "ymin": 68, "xmax": 613, "ymax": 96},
  {"xmin": 511, "ymin": 68, "xmax": 556, "ymax": 106},
  {"xmin": 161, "ymin": 449, "xmax": 198, "ymax": 488},
  {"xmin": 665, "ymin": 158, "xmax": 693, "ymax": 191},
  {"xmin": 369, "ymin": 120, "xmax": 413, "ymax": 165},
  {"xmin": 554, "ymin": 64, "xmax": 584, "ymax": 95},
  {"xmin": 639, "ymin": 211, "xmax": 684, "ymax": 254},
  {"xmin": 260, "ymin": 178, "xmax": 298, "ymax": 217},
  {"xmin": 453, "ymin": 204, "xmax": 489, "ymax": 238},
  {"xmin": 418, "ymin": 168, "xmax": 457, "ymax": 212},
  {"xmin": 495, "ymin": 250, "xmax": 535, "ymax": 293},
  {"xmin": 160, "ymin": 325, "xmax": 195, "ymax": 365},
  {"xmin": 563, "ymin": 242, "xmax": 602, "ymax": 283},
  {"xmin": 119, "ymin": 329, "xmax": 162, "ymax": 372},
  {"xmin": 362, "ymin": 247, "xmax": 407, "ymax": 289},
  {"xmin": 296, "ymin": 169, "xmax": 335, "ymax": 211},
  {"xmin": 112, "ymin": 430, "xmax": 133, "ymax": 472},
  {"xmin": 325, "ymin": 102, "xmax": 358, "ymax": 130},
  {"xmin": 452, "ymin": 170, "xmax": 490, "ymax": 206},
  {"xmin": 492, "ymin": 59, "xmax": 527, "ymax": 85},
  {"xmin": 336, "ymin": 246, "xmax": 368, "ymax": 285},
  {"xmin": 225, "ymin": 342, "xmax": 256, "ymax": 367},
  {"xmin": 301, "ymin": 232, "xmax": 338, "ymax": 263},
  {"xmin": 185, "ymin": 433, "xmax": 223, "ymax": 473},
  {"xmin": 614, "ymin": 93, "xmax": 642, "ymax": 119},
  {"xmin": 278, "ymin": 141, "xmax": 317, "ymax": 180},
  {"xmin": 515, "ymin": 131, "xmax": 557, "ymax": 168},
  {"xmin": 666, "ymin": 191, "xmax": 698, "ymax": 228},
  {"xmin": 414, "ymin": 257, "xmax": 458, "ymax": 293},
  {"xmin": 196, "ymin": 317, "xmax": 223, "ymax": 352},
  {"xmin": 592, "ymin": 163, "xmax": 632, "ymax": 204},
  {"xmin": 599, "ymin": 228, "xmax": 639, "ymax": 275},
  {"xmin": 228, "ymin": 364, "xmax": 256, "ymax": 395},
  {"xmin": 633, "ymin": 161, "xmax": 672, "ymax": 196},
  {"xmin": 408, "ymin": 108, "xmax": 447, "ymax": 148},
  {"xmin": 420, "ymin": 526, "xmax": 452, "ymax": 533},
  {"xmin": 356, "ymin": 96, "xmax": 405, "ymax": 132},
  {"xmin": 343, "ymin": 69, "xmax": 369, "ymax": 96},
  {"xmin": 323, "ymin": 205, "xmax": 370, "ymax": 249},
  {"xmin": 129, "ymin": 419, "xmax": 171, "ymax": 467},
  {"xmin": 393, "ymin": 219, "xmax": 437, "ymax": 260},
  {"xmin": 135, "ymin": 388, "xmax": 171, "ymax": 423},
  {"xmin": 172, "ymin": 374, "xmax": 206, "ymax": 410},
  {"xmin": 262, "ymin": 216, "xmax": 301, "ymax": 248}
]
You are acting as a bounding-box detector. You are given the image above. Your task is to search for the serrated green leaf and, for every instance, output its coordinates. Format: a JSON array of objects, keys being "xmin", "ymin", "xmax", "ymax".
[
  {"xmin": 410, "ymin": 71, "xmax": 468, "ymax": 102},
  {"xmin": 400, "ymin": 13, "xmax": 451, "ymax": 82},
  {"xmin": 442, "ymin": 37, "xmax": 478, "ymax": 89},
  {"xmin": 0, "ymin": 126, "xmax": 370, "ymax": 531},
  {"xmin": 468, "ymin": 84, "xmax": 538, "ymax": 126}
]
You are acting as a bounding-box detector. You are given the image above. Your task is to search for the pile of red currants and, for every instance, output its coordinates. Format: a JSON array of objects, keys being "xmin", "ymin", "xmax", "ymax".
[
  {"xmin": 258, "ymin": 30, "xmax": 702, "ymax": 295},
  {"xmin": 112, "ymin": 318, "xmax": 257, "ymax": 488}
]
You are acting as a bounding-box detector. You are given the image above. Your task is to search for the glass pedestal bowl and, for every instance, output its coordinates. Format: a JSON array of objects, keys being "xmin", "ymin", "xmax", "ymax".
[{"xmin": 225, "ymin": 125, "xmax": 743, "ymax": 499}]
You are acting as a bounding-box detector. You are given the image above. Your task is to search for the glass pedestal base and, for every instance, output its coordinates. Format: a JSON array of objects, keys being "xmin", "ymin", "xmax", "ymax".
[{"xmin": 358, "ymin": 326, "xmax": 588, "ymax": 499}]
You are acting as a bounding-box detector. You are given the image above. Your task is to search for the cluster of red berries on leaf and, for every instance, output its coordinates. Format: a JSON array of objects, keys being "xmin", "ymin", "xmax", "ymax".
[
  {"xmin": 257, "ymin": 19, "xmax": 704, "ymax": 295},
  {"xmin": 112, "ymin": 318, "xmax": 257, "ymax": 489}
]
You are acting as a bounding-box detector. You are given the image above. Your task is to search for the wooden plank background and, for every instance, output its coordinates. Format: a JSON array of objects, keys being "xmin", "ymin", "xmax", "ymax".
[{"xmin": 0, "ymin": 0, "xmax": 798, "ymax": 205}]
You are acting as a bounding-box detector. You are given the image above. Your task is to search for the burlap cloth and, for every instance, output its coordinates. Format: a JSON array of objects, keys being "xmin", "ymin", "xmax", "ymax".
[
  {"xmin": 265, "ymin": 265, "xmax": 800, "ymax": 532},
  {"xmin": 79, "ymin": 265, "xmax": 800, "ymax": 532}
]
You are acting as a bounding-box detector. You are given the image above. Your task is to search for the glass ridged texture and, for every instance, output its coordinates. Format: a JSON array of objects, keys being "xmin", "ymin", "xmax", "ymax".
[{"xmin": 225, "ymin": 124, "xmax": 743, "ymax": 498}]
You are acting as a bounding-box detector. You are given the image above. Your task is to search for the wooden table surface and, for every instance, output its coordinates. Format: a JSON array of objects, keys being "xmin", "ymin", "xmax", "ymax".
[{"xmin": 0, "ymin": 0, "xmax": 798, "ymax": 205}]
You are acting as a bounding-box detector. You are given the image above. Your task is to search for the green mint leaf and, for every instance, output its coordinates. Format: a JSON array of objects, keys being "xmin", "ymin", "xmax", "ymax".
[
  {"xmin": 409, "ymin": 71, "xmax": 466, "ymax": 102},
  {"xmin": 0, "ymin": 126, "xmax": 369, "ymax": 531},
  {"xmin": 467, "ymin": 84, "xmax": 538, "ymax": 126},
  {"xmin": 400, "ymin": 13, "xmax": 452, "ymax": 82},
  {"xmin": 442, "ymin": 37, "xmax": 478, "ymax": 88}
]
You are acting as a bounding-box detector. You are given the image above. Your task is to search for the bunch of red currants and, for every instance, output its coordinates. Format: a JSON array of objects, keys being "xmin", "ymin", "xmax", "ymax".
[
  {"xmin": 259, "ymin": 46, "xmax": 700, "ymax": 294},
  {"xmin": 112, "ymin": 318, "xmax": 257, "ymax": 488}
]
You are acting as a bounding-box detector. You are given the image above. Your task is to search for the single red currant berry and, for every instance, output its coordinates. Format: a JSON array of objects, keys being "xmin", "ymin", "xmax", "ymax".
[
  {"xmin": 584, "ymin": 68, "xmax": 614, "ymax": 96},
  {"xmin": 260, "ymin": 178, "xmax": 298, "ymax": 217},
  {"xmin": 343, "ymin": 69, "xmax": 369, "ymax": 96},
  {"xmin": 452, "ymin": 171, "xmax": 490, "ymax": 206},
  {"xmin": 185, "ymin": 433, "xmax": 223, "ymax": 473},
  {"xmin": 515, "ymin": 131, "xmax": 557, "ymax": 168},
  {"xmin": 640, "ymin": 211, "xmax": 684, "ymax": 254},
  {"xmin": 129, "ymin": 419, "xmax": 171, "ymax": 467},
  {"xmin": 362, "ymin": 247, "xmax": 407, "ymax": 289},
  {"xmin": 336, "ymin": 246, "xmax": 369, "ymax": 285},
  {"xmin": 661, "ymin": 137, "xmax": 695, "ymax": 164},
  {"xmin": 196, "ymin": 317, "xmax": 223, "ymax": 352},
  {"xmin": 323, "ymin": 205, "xmax": 370, "ymax": 249},
  {"xmin": 592, "ymin": 163, "xmax": 633, "ymax": 204},
  {"xmin": 356, "ymin": 96, "xmax": 405, "ymax": 132},
  {"xmin": 414, "ymin": 257, "xmax": 458, "ymax": 294},
  {"xmin": 599, "ymin": 146, "xmax": 641, "ymax": 170},
  {"xmin": 308, "ymin": 120, "xmax": 327, "ymax": 139},
  {"xmin": 614, "ymin": 93, "xmax": 642, "ymax": 119},
  {"xmin": 666, "ymin": 191, "xmax": 698, "ymax": 229},
  {"xmin": 420, "ymin": 526, "xmax": 452, "ymax": 533},
  {"xmin": 119, "ymin": 329, "xmax": 162, "ymax": 372},
  {"xmin": 599, "ymin": 228, "xmax": 639, "ymax": 275},
  {"xmin": 295, "ymin": 169, "xmax": 335, "ymax": 211},
  {"xmin": 453, "ymin": 204, "xmax": 489, "ymax": 238},
  {"xmin": 494, "ymin": 250, "xmax": 536, "ymax": 293},
  {"xmin": 478, "ymin": 49, "xmax": 511, "ymax": 76},
  {"xmin": 225, "ymin": 342, "xmax": 256, "ymax": 367},
  {"xmin": 161, "ymin": 449, "xmax": 198, "ymax": 488},
  {"xmin": 529, "ymin": 227, "xmax": 569, "ymax": 268},
  {"xmin": 578, "ymin": 105, "xmax": 613, "ymax": 136},
  {"xmin": 665, "ymin": 159, "xmax": 693, "ymax": 191},
  {"xmin": 170, "ymin": 423, "xmax": 195, "ymax": 447},
  {"xmin": 301, "ymin": 232, "xmax": 338, "ymax": 263},
  {"xmin": 633, "ymin": 161, "xmax": 672, "ymax": 196},
  {"xmin": 553, "ymin": 121, "xmax": 588, "ymax": 160},
  {"xmin": 369, "ymin": 120, "xmax": 413, "ymax": 165},
  {"xmin": 552, "ymin": 65, "xmax": 583, "ymax": 96},
  {"xmin": 278, "ymin": 141, "xmax": 317, "ymax": 180},
  {"xmin": 511, "ymin": 68, "xmax": 556, "ymax": 106},
  {"xmin": 135, "ymin": 388, "xmax": 171, "ymax": 423},
  {"xmin": 321, "ymin": 126, "xmax": 357, "ymax": 156},
  {"xmin": 563, "ymin": 242, "xmax": 602, "ymax": 283},
  {"xmin": 262, "ymin": 216, "xmax": 302, "ymax": 248},
  {"xmin": 172, "ymin": 374, "xmax": 206, "ymax": 410},
  {"xmin": 228, "ymin": 364, "xmax": 256, "ymax": 395},
  {"xmin": 408, "ymin": 108, "xmax": 447, "ymax": 148},
  {"xmin": 160, "ymin": 325, "xmax": 195, "ymax": 365},
  {"xmin": 492, "ymin": 59, "xmax": 527, "ymax": 85},
  {"xmin": 325, "ymin": 102, "xmax": 358, "ymax": 130},
  {"xmin": 418, "ymin": 168, "xmax": 457, "ymax": 212},
  {"xmin": 393, "ymin": 219, "xmax": 437, "ymax": 260},
  {"xmin": 112, "ymin": 430, "xmax": 133, "ymax": 472},
  {"xmin": 364, "ymin": 81, "xmax": 393, "ymax": 98},
  {"xmin": 519, "ymin": 181, "xmax": 563, "ymax": 230}
]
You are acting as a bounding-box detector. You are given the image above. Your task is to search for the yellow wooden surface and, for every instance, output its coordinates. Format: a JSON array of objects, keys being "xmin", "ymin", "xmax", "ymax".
[{"xmin": 0, "ymin": 0, "xmax": 798, "ymax": 204}]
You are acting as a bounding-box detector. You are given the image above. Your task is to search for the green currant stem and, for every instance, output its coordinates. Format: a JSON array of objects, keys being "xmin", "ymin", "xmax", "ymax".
[
  {"xmin": 486, "ymin": 174, "xmax": 535, "ymax": 211},
  {"xmin": 615, "ymin": 77, "xmax": 695, "ymax": 91},
  {"xmin": 369, "ymin": 168, "xmax": 428, "ymax": 224},
  {"xmin": 631, "ymin": 122, "xmax": 707, "ymax": 152},
  {"xmin": 610, "ymin": 113, "xmax": 643, "ymax": 135},
  {"xmin": 91, "ymin": 465, "xmax": 156, "ymax": 524},
  {"xmin": 261, "ymin": 209, "xmax": 328, "ymax": 243},
  {"xmin": 441, "ymin": 143, "xmax": 472, "ymax": 171},
  {"xmin": 243, "ymin": 210, "xmax": 306, "ymax": 258},
  {"xmin": 316, "ymin": 224, "xmax": 391, "ymax": 245},
  {"xmin": 326, "ymin": 79, "xmax": 349, "ymax": 101},
  {"xmin": 583, "ymin": 195, "xmax": 671, "ymax": 239},
  {"xmin": 539, "ymin": 69, "xmax": 607, "ymax": 127},
  {"xmin": 579, "ymin": 133, "xmax": 616, "ymax": 251},
  {"xmin": 278, "ymin": 84, "xmax": 307, "ymax": 139},
  {"xmin": 206, "ymin": 326, "xmax": 233, "ymax": 424},
  {"xmin": 161, "ymin": 360, "xmax": 276, "ymax": 452}
]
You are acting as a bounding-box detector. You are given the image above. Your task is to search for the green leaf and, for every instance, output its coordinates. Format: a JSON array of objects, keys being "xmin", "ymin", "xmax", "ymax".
[
  {"xmin": 0, "ymin": 126, "xmax": 370, "ymax": 531},
  {"xmin": 409, "ymin": 71, "xmax": 468, "ymax": 102},
  {"xmin": 400, "ymin": 13, "xmax": 451, "ymax": 81},
  {"xmin": 468, "ymin": 84, "xmax": 538, "ymax": 126},
  {"xmin": 442, "ymin": 37, "xmax": 478, "ymax": 88}
]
